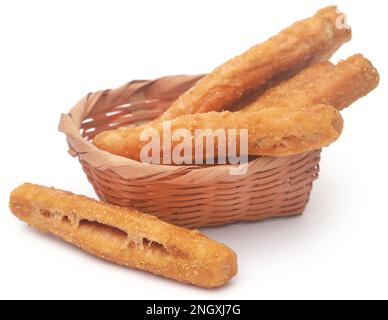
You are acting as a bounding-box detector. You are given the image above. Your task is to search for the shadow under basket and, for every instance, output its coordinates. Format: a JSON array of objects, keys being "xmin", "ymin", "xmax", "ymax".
[{"xmin": 59, "ymin": 74, "xmax": 321, "ymax": 229}]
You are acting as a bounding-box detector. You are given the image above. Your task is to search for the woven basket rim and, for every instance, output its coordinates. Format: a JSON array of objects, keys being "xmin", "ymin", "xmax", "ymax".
[{"xmin": 58, "ymin": 75, "xmax": 314, "ymax": 183}]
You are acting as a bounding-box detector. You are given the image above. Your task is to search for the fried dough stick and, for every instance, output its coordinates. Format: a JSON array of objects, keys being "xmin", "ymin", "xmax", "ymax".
[
  {"xmin": 242, "ymin": 54, "xmax": 380, "ymax": 112},
  {"xmin": 93, "ymin": 105, "xmax": 343, "ymax": 161},
  {"xmin": 10, "ymin": 183, "xmax": 238, "ymax": 288},
  {"xmin": 228, "ymin": 61, "xmax": 335, "ymax": 112},
  {"xmin": 158, "ymin": 6, "xmax": 351, "ymax": 121}
]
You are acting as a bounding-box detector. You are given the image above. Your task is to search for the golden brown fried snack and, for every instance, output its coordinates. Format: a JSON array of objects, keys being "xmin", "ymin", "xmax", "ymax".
[
  {"xmin": 242, "ymin": 54, "xmax": 380, "ymax": 112},
  {"xmin": 228, "ymin": 61, "xmax": 335, "ymax": 112},
  {"xmin": 158, "ymin": 6, "xmax": 351, "ymax": 121},
  {"xmin": 10, "ymin": 183, "xmax": 238, "ymax": 288},
  {"xmin": 93, "ymin": 105, "xmax": 343, "ymax": 161}
]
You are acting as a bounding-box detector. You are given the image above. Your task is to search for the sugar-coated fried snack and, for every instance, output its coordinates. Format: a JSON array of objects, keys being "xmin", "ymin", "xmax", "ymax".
[
  {"xmin": 93, "ymin": 105, "xmax": 343, "ymax": 161},
  {"xmin": 158, "ymin": 6, "xmax": 351, "ymax": 121},
  {"xmin": 242, "ymin": 54, "xmax": 380, "ymax": 113},
  {"xmin": 228, "ymin": 61, "xmax": 335, "ymax": 112},
  {"xmin": 239, "ymin": 62, "xmax": 334, "ymax": 111},
  {"xmin": 10, "ymin": 183, "xmax": 238, "ymax": 288}
]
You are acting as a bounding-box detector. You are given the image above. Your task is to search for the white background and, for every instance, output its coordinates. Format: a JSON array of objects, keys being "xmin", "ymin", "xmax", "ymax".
[{"xmin": 1, "ymin": 0, "xmax": 387, "ymax": 300}]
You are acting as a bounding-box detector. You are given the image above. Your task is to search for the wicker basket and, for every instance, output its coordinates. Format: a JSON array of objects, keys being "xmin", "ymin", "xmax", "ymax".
[{"xmin": 59, "ymin": 75, "xmax": 321, "ymax": 229}]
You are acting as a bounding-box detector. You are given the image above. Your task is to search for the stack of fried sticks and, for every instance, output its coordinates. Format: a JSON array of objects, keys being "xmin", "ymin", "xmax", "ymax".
[
  {"xmin": 9, "ymin": 7, "xmax": 381, "ymax": 289},
  {"xmin": 93, "ymin": 6, "xmax": 379, "ymax": 162}
]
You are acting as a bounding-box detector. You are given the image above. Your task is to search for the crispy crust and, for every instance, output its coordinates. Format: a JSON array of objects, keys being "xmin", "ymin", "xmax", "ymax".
[
  {"xmin": 9, "ymin": 183, "xmax": 238, "ymax": 288},
  {"xmin": 158, "ymin": 6, "xmax": 351, "ymax": 121},
  {"xmin": 228, "ymin": 61, "xmax": 334, "ymax": 112},
  {"xmin": 93, "ymin": 104, "xmax": 343, "ymax": 161},
  {"xmin": 242, "ymin": 54, "xmax": 380, "ymax": 112}
]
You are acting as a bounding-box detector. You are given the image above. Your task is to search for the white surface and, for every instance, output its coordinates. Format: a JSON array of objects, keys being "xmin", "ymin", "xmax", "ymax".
[{"xmin": 1, "ymin": 0, "xmax": 387, "ymax": 300}]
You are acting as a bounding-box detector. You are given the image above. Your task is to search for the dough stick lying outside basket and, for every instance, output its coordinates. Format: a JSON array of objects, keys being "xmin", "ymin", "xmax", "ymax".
[{"xmin": 10, "ymin": 184, "xmax": 237, "ymax": 288}]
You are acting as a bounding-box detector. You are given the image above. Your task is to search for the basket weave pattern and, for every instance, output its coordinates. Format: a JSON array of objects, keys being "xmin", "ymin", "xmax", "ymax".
[{"xmin": 59, "ymin": 75, "xmax": 321, "ymax": 229}]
